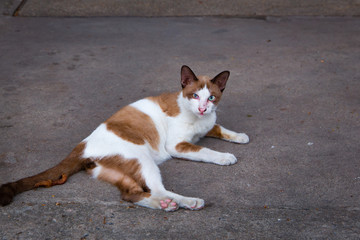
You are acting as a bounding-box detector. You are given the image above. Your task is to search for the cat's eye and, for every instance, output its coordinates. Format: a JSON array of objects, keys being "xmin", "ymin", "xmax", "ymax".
[
  {"xmin": 192, "ymin": 93, "xmax": 199, "ymax": 99},
  {"xmin": 208, "ymin": 95, "xmax": 216, "ymax": 102}
]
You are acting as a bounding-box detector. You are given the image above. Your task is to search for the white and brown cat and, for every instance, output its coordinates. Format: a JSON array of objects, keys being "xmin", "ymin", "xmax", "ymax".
[{"xmin": 0, "ymin": 65, "xmax": 249, "ymax": 211}]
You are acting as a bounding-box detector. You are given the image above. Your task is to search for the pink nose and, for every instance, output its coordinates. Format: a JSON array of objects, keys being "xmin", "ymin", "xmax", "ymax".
[{"xmin": 198, "ymin": 107, "xmax": 207, "ymax": 113}]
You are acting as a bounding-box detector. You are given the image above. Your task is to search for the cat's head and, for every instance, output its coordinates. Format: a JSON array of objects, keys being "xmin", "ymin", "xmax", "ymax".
[{"xmin": 180, "ymin": 65, "xmax": 230, "ymax": 117}]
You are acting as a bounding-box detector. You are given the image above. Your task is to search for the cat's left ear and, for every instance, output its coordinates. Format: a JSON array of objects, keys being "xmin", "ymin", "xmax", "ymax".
[
  {"xmin": 181, "ymin": 65, "xmax": 198, "ymax": 88},
  {"xmin": 211, "ymin": 70, "xmax": 230, "ymax": 92}
]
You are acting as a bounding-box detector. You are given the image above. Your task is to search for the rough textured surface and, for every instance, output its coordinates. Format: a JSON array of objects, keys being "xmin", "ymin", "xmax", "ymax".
[
  {"xmin": 0, "ymin": 0, "xmax": 22, "ymax": 16},
  {"xmin": 2, "ymin": 0, "xmax": 360, "ymax": 17},
  {"xmin": 0, "ymin": 16, "xmax": 360, "ymax": 239}
]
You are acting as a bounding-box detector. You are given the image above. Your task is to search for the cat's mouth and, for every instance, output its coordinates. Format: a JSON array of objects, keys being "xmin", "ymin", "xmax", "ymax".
[{"xmin": 198, "ymin": 111, "xmax": 209, "ymax": 117}]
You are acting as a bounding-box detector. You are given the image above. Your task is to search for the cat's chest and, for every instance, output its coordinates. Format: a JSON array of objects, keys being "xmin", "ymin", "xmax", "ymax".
[
  {"xmin": 168, "ymin": 112, "xmax": 216, "ymax": 142},
  {"xmin": 184, "ymin": 118, "xmax": 214, "ymax": 134}
]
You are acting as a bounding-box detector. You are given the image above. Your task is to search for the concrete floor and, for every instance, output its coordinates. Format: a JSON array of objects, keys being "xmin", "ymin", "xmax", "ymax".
[
  {"xmin": 2, "ymin": 0, "xmax": 360, "ymax": 17},
  {"xmin": 0, "ymin": 16, "xmax": 359, "ymax": 239}
]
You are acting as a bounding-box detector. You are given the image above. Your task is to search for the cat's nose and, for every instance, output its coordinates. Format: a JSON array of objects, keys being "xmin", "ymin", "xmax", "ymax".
[{"xmin": 198, "ymin": 107, "xmax": 207, "ymax": 113}]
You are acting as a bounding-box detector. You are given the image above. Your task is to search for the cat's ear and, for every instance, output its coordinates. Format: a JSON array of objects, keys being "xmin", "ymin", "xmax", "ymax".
[
  {"xmin": 211, "ymin": 71, "xmax": 230, "ymax": 92},
  {"xmin": 181, "ymin": 65, "xmax": 198, "ymax": 88}
]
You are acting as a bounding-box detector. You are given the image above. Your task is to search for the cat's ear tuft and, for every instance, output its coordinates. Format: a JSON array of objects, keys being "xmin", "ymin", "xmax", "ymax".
[
  {"xmin": 181, "ymin": 65, "xmax": 198, "ymax": 88},
  {"xmin": 211, "ymin": 71, "xmax": 230, "ymax": 92}
]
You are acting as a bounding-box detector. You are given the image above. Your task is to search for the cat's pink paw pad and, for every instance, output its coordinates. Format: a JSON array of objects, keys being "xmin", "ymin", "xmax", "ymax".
[{"xmin": 160, "ymin": 199, "xmax": 178, "ymax": 211}]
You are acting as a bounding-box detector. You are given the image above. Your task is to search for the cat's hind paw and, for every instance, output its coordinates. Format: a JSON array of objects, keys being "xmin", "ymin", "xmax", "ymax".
[
  {"xmin": 180, "ymin": 197, "xmax": 205, "ymax": 210},
  {"xmin": 160, "ymin": 198, "xmax": 179, "ymax": 212}
]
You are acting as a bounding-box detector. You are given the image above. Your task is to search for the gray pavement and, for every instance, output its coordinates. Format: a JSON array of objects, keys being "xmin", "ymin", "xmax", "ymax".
[
  {"xmin": 0, "ymin": 16, "xmax": 359, "ymax": 239},
  {"xmin": 2, "ymin": 0, "xmax": 360, "ymax": 17},
  {"xmin": 10, "ymin": 0, "xmax": 360, "ymax": 17}
]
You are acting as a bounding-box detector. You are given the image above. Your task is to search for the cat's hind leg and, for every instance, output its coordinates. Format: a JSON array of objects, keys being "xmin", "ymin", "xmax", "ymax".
[
  {"xmin": 87, "ymin": 156, "xmax": 178, "ymax": 211},
  {"xmin": 138, "ymin": 159, "xmax": 204, "ymax": 211},
  {"xmin": 89, "ymin": 155, "xmax": 204, "ymax": 211},
  {"xmin": 88, "ymin": 157, "xmax": 153, "ymax": 206}
]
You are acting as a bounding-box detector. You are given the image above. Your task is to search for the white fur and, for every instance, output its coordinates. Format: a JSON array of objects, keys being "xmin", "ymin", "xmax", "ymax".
[{"xmin": 91, "ymin": 165, "xmax": 102, "ymax": 179}]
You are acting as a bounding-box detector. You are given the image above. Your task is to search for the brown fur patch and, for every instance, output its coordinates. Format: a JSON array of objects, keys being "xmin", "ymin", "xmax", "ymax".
[
  {"xmin": 206, "ymin": 124, "xmax": 222, "ymax": 138},
  {"xmin": 106, "ymin": 106, "xmax": 159, "ymax": 150},
  {"xmin": 94, "ymin": 156, "xmax": 150, "ymax": 203},
  {"xmin": 182, "ymin": 77, "xmax": 206, "ymax": 100},
  {"xmin": 175, "ymin": 142, "xmax": 203, "ymax": 153},
  {"xmin": 206, "ymin": 124, "xmax": 232, "ymax": 140},
  {"xmin": 198, "ymin": 75, "xmax": 211, "ymax": 82},
  {"xmin": 148, "ymin": 92, "xmax": 180, "ymax": 117},
  {"xmin": 205, "ymin": 80, "xmax": 223, "ymax": 105}
]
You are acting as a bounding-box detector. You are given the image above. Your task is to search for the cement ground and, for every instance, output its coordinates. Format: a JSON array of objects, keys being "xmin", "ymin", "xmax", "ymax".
[
  {"xmin": 0, "ymin": 16, "xmax": 359, "ymax": 239},
  {"xmin": 2, "ymin": 0, "xmax": 360, "ymax": 17}
]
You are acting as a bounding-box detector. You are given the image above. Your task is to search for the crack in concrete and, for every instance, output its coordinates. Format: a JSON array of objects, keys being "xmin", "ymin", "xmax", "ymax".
[{"xmin": 12, "ymin": 0, "xmax": 28, "ymax": 16}]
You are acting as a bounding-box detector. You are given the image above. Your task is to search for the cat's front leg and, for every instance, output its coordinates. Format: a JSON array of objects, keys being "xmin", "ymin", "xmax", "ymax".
[
  {"xmin": 167, "ymin": 142, "xmax": 237, "ymax": 166},
  {"xmin": 206, "ymin": 124, "xmax": 249, "ymax": 144}
]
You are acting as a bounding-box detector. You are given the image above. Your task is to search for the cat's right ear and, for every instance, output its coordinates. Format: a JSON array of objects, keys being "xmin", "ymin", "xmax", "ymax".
[{"xmin": 181, "ymin": 65, "xmax": 198, "ymax": 88}]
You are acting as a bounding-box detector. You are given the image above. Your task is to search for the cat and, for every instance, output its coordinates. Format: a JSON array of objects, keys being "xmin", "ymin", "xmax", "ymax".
[{"xmin": 0, "ymin": 65, "xmax": 249, "ymax": 211}]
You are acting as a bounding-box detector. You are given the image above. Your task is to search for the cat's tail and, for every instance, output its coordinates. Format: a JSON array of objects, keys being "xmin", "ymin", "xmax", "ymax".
[{"xmin": 0, "ymin": 142, "xmax": 90, "ymax": 206}]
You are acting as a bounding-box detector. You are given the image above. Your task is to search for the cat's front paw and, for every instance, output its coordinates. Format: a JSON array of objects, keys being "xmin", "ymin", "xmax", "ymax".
[
  {"xmin": 215, "ymin": 153, "xmax": 237, "ymax": 166},
  {"xmin": 232, "ymin": 133, "xmax": 249, "ymax": 144}
]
